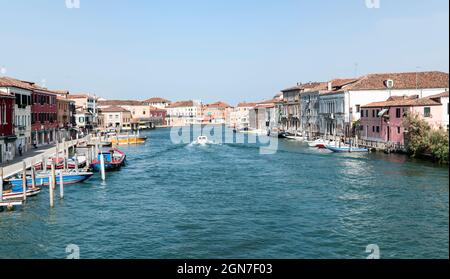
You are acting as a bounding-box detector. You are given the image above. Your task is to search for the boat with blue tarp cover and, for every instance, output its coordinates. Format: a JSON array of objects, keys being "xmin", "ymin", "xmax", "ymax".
[
  {"xmin": 91, "ymin": 148, "xmax": 126, "ymax": 172},
  {"xmin": 6, "ymin": 170, "xmax": 94, "ymax": 188}
]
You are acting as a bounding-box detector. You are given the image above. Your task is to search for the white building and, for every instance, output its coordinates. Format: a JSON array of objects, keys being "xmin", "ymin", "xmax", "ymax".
[
  {"xmin": 319, "ymin": 71, "xmax": 449, "ymax": 136},
  {"xmin": 249, "ymin": 99, "xmax": 280, "ymax": 133},
  {"xmin": 68, "ymin": 94, "xmax": 99, "ymax": 126},
  {"xmin": 99, "ymin": 106, "xmax": 133, "ymax": 130},
  {"xmin": 144, "ymin": 97, "xmax": 171, "ymax": 110},
  {"xmin": 75, "ymin": 109, "xmax": 94, "ymax": 132},
  {"xmin": 227, "ymin": 102, "xmax": 257, "ymax": 129},
  {"xmin": 166, "ymin": 100, "xmax": 203, "ymax": 126}
]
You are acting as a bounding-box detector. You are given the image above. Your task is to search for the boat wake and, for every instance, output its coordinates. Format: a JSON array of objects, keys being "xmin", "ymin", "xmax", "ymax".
[{"xmin": 188, "ymin": 140, "xmax": 219, "ymax": 147}]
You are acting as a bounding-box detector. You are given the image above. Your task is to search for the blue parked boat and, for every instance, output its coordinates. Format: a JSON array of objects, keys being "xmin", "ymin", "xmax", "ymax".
[
  {"xmin": 7, "ymin": 170, "xmax": 94, "ymax": 189},
  {"xmin": 91, "ymin": 148, "xmax": 126, "ymax": 172},
  {"xmin": 326, "ymin": 145, "xmax": 369, "ymax": 153}
]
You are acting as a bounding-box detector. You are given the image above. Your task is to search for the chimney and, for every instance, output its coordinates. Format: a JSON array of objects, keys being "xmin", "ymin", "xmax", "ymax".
[{"xmin": 328, "ymin": 81, "xmax": 333, "ymax": 91}]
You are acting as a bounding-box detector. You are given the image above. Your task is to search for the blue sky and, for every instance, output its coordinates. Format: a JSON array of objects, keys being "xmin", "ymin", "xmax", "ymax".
[{"xmin": 0, "ymin": 0, "xmax": 448, "ymax": 105}]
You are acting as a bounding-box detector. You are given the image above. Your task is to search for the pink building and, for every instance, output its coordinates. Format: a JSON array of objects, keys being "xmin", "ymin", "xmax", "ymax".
[
  {"xmin": 202, "ymin": 101, "xmax": 231, "ymax": 124},
  {"xmin": 360, "ymin": 95, "xmax": 444, "ymax": 145}
]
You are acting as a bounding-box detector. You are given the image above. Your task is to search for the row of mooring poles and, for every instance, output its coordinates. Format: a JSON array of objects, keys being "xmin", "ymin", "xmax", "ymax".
[{"xmin": 1, "ymin": 133, "xmax": 101, "ymax": 212}]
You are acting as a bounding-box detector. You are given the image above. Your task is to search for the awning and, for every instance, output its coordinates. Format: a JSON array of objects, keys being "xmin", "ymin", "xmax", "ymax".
[{"xmin": 378, "ymin": 109, "xmax": 389, "ymax": 117}]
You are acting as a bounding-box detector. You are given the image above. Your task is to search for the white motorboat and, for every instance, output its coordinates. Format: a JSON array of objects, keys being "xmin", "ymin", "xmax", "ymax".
[
  {"xmin": 286, "ymin": 135, "xmax": 305, "ymax": 141},
  {"xmin": 307, "ymin": 139, "xmax": 335, "ymax": 148},
  {"xmin": 196, "ymin": 136, "xmax": 209, "ymax": 145}
]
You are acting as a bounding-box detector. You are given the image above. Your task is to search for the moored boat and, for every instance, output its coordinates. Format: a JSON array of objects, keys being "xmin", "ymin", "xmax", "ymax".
[
  {"xmin": 326, "ymin": 145, "xmax": 369, "ymax": 153},
  {"xmin": 91, "ymin": 148, "xmax": 126, "ymax": 172},
  {"xmin": 109, "ymin": 134, "xmax": 147, "ymax": 145},
  {"xmin": 307, "ymin": 139, "xmax": 331, "ymax": 148},
  {"xmin": 6, "ymin": 170, "xmax": 94, "ymax": 188},
  {"xmin": 286, "ymin": 135, "xmax": 305, "ymax": 141},
  {"xmin": 1, "ymin": 185, "xmax": 41, "ymax": 200},
  {"xmin": 35, "ymin": 156, "xmax": 87, "ymax": 171}
]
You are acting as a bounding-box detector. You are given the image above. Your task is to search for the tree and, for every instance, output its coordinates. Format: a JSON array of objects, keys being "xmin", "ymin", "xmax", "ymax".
[{"xmin": 402, "ymin": 113, "xmax": 449, "ymax": 164}]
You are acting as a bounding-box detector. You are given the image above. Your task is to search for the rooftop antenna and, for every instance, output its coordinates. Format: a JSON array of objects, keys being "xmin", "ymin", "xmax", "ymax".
[{"xmin": 416, "ymin": 66, "xmax": 422, "ymax": 97}]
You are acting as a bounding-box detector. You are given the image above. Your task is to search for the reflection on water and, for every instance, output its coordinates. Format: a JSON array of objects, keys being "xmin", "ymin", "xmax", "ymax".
[{"xmin": 0, "ymin": 128, "xmax": 448, "ymax": 259}]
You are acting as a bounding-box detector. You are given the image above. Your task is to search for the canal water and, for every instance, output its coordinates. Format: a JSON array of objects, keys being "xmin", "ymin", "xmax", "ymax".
[{"xmin": 0, "ymin": 128, "xmax": 448, "ymax": 259}]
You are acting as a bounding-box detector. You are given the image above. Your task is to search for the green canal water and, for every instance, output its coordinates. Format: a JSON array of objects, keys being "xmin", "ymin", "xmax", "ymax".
[{"xmin": 0, "ymin": 128, "xmax": 448, "ymax": 259}]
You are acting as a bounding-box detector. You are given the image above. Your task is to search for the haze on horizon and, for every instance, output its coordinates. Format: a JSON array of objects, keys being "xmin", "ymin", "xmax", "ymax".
[{"xmin": 0, "ymin": 0, "xmax": 448, "ymax": 105}]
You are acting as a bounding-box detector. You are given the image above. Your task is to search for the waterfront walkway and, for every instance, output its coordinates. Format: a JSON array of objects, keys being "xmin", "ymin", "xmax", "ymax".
[{"xmin": 0, "ymin": 139, "xmax": 81, "ymax": 178}]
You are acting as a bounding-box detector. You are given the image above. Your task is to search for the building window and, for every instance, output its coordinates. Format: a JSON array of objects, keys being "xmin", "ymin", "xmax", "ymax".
[
  {"xmin": 376, "ymin": 110, "xmax": 380, "ymax": 118},
  {"xmin": 372, "ymin": 126, "xmax": 375, "ymax": 133},
  {"xmin": 397, "ymin": 127, "xmax": 401, "ymax": 134},
  {"xmin": 424, "ymin": 107, "xmax": 431, "ymax": 118},
  {"xmin": 372, "ymin": 110, "xmax": 375, "ymax": 118},
  {"xmin": 376, "ymin": 126, "xmax": 380, "ymax": 133},
  {"xmin": 396, "ymin": 108, "xmax": 401, "ymax": 118},
  {"xmin": 356, "ymin": 105, "xmax": 360, "ymax": 113}
]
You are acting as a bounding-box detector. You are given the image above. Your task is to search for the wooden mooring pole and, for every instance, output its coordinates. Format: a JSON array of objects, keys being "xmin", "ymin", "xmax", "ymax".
[
  {"xmin": 31, "ymin": 166, "xmax": 37, "ymax": 189},
  {"xmin": 74, "ymin": 153, "xmax": 80, "ymax": 174},
  {"xmin": 100, "ymin": 153, "xmax": 106, "ymax": 181},
  {"xmin": 49, "ymin": 162, "xmax": 55, "ymax": 208},
  {"xmin": 42, "ymin": 155, "xmax": 46, "ymax": 170},
  {"xmin": 22, "ymin": 161, "xmax": 27, "ymax": 202},
  {"xmin": 59, "ymin": 159, "xmax": 65, "ymax": 199}
]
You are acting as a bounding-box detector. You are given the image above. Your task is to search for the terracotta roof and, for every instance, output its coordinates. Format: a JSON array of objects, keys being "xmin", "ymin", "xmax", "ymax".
[
  {"xmin": 237, "ymin": 102, "xmax": 257, "ymax": 108},
  {"xmin": 68, "ymin": 94, "xmax": 95, "ymax": 99},
  {"xmin": 100, "ymin": 106, "xmax": 131, "ymax": 113},
  {"xmin": 53, "ymin": 89, "xmax": 70, "ymax": 94},
  {"xmin": 427, "ymin": 91, "xmax": 449, "ymax": 99},
  {"xmin": 362, "ymin": 96, "xmax": 442, "ymax": 108},
  {"xmin": 166, "ymin": 100, "xmax": 195, "ymax": 108},
  {"xmin": 144, "ymin": 97, "xmax": 171, "ymax": 103},
  {"xmin": 253, "ymin": 99, "xmax": 278, "ymax": 108},
  {"xmin": 282, "ymin": 82, "xmax": 324, "ymax": 92},
  {"xmin": 0, "ymin": 77, "xmax": 35, "ymax": 90},
  {"xmin": 204, "ymin": 101, "xmax": 231, "ymax": 109},
  {"xmin": 329, "ymin": 78, "xmax": 359, "ymax": 88},
  {"xmin": 346, "ymin": 71, "xmax": 449, "ymax": 91},
  {"xmin": 281, "ymin": 85, "xmax": 302, "ymax": 92},
  {"xmin": 302, "ymin": 82, "xmax": 328, "ymax": 91},
  {"xmin": 255, "ymin": 104, "xmax": 275, "ymax": 109},
  {"xmin": 98, "ymin": 100, "xmax": 145, "ymax": 106},
  {"xmin": 30, "ymin": 84, "xmax": 59, "ymax": 95}
]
